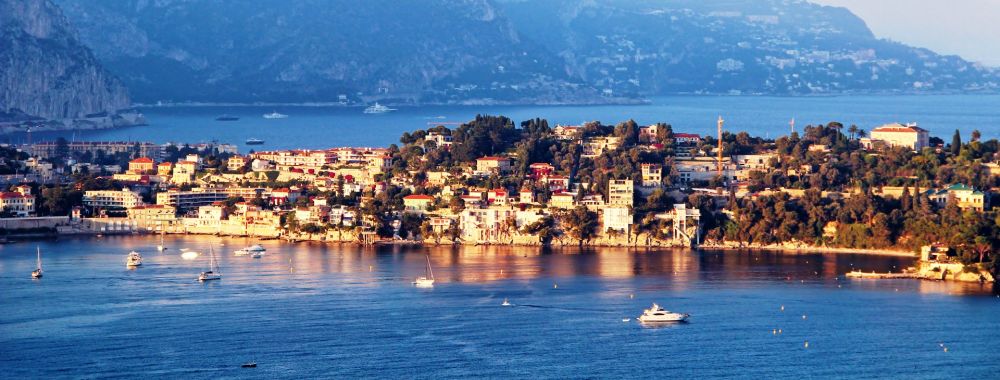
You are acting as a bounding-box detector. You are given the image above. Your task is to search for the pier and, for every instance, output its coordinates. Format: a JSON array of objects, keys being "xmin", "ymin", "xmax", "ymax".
[{"xmin": 845, "ymin": 270, "xmax": 920, "ymax": 280}]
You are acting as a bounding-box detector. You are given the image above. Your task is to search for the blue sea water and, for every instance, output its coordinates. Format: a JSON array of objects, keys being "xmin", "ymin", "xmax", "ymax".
[
  {"xmin": 1, "ymin": 236, "xmax": 997, "ymax": 378},
  {"xmin": 12, "ymin": 94, "xmax": 1000, "ymax": 150}
]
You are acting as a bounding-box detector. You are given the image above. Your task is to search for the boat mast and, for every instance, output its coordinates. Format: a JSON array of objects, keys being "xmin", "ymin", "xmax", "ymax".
[
  {"xmin": 36, "ymin": 246, "xmax": 42, "ymax": 270},
  {"xmin": 425, "ymin": 255, "xmax": 434, "ymax": 280}
]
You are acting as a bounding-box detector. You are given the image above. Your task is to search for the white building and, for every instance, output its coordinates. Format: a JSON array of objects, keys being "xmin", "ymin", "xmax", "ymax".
[
  {"xmin": 862, "ymin": 123, "xmax": 930, "ymax": 150},
  {"xmin": 602, "ymin": 207, "xmax": 632, "ymax": 232},
  {"xmin": 84, "ymin": 189, "xmax": 144, "ymax": 210}
]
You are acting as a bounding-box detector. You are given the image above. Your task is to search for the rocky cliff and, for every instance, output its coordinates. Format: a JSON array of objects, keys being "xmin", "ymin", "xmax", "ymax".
[{"xmin": 0, "ymin": 0, "xmax": 130, "ymax": 121}]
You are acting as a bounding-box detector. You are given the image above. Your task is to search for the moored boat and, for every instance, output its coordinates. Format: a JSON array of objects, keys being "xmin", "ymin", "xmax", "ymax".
[
  {"xmin": 216, "ymin": 114, "xmax": 240, "ymax": 121},
  {"xmin": 245, "ymin": 138, "xmax": 265, "ymax": 145},
  {"xmin": 126, "ymin": 251, "xmax": 143, "ymax": 267},
  {"xmin": 263, "ymin": 111, "xmax": 288, "ymax": 119},
  {"xmin": 412, "ymin": 254, "xmax": 435, "ymax": 287},
  {"xmin": 199, "ymin": 247, "xmax": 222, "ymax": 281},
  {"xmin": 32, "ymin": 247, "xmax": 43, "ymax": 279}
]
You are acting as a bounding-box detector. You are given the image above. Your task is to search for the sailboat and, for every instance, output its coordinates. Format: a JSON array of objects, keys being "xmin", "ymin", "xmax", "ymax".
[
  {"xmin": 31, "ymin": 247, "xmax": 43, "ymax": 279},
  {"xmin": 412, "ymin": 255, "xmax": 435, "ymax": 287},
  {"xmin": 157, "ymin": 230, "xmax": 167, "ymax": 251},
  {"xmin": 198, "ymin": 247, "xmax": 222, "ymax": 281}
]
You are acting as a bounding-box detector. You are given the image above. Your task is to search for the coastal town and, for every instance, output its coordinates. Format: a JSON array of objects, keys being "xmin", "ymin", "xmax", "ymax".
[{"xmin": 0, "ymin": 115, "xmax": 996, "ymax": 283}]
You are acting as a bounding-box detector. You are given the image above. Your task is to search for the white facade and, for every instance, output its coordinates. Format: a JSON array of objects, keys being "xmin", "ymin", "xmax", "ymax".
[{"xmin": 84, "ymin": 189, "xmax": 144, "ymax": 209}]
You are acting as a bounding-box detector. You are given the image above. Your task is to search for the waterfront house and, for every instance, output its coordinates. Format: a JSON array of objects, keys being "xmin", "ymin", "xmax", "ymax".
[
  {"xmin": 0, "ymin": 190, "xmax": 35, "ymax": 217},
  {"xmin": 602, "ymin": 207, "xmax": 632, "ymax": 233},
  {"xmin": 84, "ymin": 188, "xmax": 145, "ymax": 213}
]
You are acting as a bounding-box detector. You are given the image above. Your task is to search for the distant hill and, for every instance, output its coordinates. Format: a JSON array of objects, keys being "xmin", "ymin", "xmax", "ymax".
[
  {"xmin": 0, "ymin": 0, "xmax": 129, "ymax": 120},
  {"xmin": 54, "ymin": 0, "xmax": 999, "ymax": 105}
]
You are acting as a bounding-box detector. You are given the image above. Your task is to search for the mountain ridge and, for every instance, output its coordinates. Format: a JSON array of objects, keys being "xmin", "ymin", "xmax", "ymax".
[{"xmin": 54, "ymin": 0, "xmax": 1000, "ymax": 105}]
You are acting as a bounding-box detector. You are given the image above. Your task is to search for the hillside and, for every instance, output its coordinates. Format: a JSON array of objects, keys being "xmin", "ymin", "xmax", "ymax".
[{"xmin": 55, "ymin": 0, "xmax": 1000, "ymax": 105}]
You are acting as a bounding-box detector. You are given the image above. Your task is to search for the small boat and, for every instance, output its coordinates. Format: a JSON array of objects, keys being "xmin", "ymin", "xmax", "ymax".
[
  {"xmin": 31, "ymin": 247, "xmax": 43, "ymax": 279},
  {"xmin": 216, "ymin": 115, "xmax": 239, "ymax": 121},
  {"xmin": 412, "ymin": 254, "xmax": 435, "ymax": 287},
  {"xmin": 622, "ymin": 318, "xmax": 631, "ymax": 322},
  {"xmin": 245, "ymin": 138, "xmax": 265, "ymax": 145},
  {"xmin": 251, "ymin": 251, "xmax": 263, "ymax": 259},
  {"xmin": 262, "ymin": 111, "xmax": 288, "ymax": 119},
  {"xmin": 198, "ymin": 247, "xmax": 222, "ymax": 281},
  {"xmin": 241, "ymin": 362, "xmax": 257, "ymax": 368},
  {"xmin": 501, "ymin": 298, "xmax": 511, "ymax": 306},
  {"xmin": 126, "ymin": 251, "xmax": 143, "ymax": 267},
  {"xmin": 235, "ymin": 244, "xmax": 266, "ymax": 256},
  {"xmin": 637, "ymin": 303, "xmax": 689, "ymax": 323},
  {"xmin": 157, "ymin": 231, "xmax": 167, "ymax": 252},
  {"xmin": 363, "ymin": 102, "xmax": 395, "ymax": 114}
]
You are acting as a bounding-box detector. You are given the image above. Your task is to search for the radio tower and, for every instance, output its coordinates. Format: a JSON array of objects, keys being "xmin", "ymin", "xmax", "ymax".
[
  {"xmin": 789, "ymin": 117, "xmax": 795, "ymax": 136},
  {"xmin": 716, "ymin": 116, "xmax": 724, "ymax": 177}
]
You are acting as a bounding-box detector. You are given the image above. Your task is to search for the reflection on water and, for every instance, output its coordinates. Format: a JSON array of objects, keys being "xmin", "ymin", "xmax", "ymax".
[{"xmin": 2, "ymin": 235, "xmax": 999, "ymax": 378}]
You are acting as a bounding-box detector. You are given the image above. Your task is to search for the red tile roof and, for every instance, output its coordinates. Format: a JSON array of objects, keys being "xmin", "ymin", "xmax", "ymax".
[
  {"xmin": 130, "ymin": 157, "xmax": 153, "ymax": 164},
  {"xmin": 404, "ymin": 194, "xmax": 434, "ymax": 200}
]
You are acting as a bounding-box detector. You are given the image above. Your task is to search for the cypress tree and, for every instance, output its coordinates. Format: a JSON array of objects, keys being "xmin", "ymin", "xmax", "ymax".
[
  {"xmin": 901, "ymin": 185, "xmax": 912, "ymax": 211},
  {"xmin": 951, "ymin": 129, "xmax": 962, "ymax": 156}
]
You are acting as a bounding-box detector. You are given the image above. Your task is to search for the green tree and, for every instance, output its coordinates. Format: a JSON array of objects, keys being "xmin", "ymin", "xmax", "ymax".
[{"xmin": 951, "ymin": 129, "xmax": 962, "ymax": 156}]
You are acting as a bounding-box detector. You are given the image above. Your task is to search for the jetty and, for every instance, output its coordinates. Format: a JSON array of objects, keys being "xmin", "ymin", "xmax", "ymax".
[{"xmin": 846, "ymin": 270, "xmax": 920, "ymax": 280}]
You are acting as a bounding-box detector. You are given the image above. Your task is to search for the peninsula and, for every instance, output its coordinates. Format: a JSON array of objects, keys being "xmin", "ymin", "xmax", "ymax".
[{"xmin": 0, "ymin": 115, "xmax": 997, "ymax": 282}]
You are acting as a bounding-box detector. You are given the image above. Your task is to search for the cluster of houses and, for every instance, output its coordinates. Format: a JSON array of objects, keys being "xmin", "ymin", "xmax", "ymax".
[{"xmin": 0, "ymin": 119, "xmax": 989, "ymax": 245}]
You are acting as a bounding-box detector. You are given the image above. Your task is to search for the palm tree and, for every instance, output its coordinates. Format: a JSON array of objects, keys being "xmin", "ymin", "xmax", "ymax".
[
  {"xmin": 856, "ymin": 129, "xmax": 866, "ymax": 139},
  {"xmin": 848, "ymin": 125, "xmax": 859, "ymax": 140}
]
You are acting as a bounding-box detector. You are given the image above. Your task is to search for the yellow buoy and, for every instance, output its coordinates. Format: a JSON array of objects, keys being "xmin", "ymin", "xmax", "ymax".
[
  {"xmin": 369, "ymin": 265, "xmax": 373, "ymax": 272},
  {"xmin": 772, "ymin": 329, "xmax": 777, "ymax": 335}
]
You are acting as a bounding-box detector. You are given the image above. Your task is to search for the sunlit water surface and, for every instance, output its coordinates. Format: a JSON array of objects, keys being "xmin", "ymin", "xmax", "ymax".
[{"xmin": 1, "ymin": 236, "xmax": 998, "ymax": 378}]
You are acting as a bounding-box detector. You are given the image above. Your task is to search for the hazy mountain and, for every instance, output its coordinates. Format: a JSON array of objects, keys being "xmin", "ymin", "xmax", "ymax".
[
  {"xmin": 55, "ymin": 0, "xmax": 999, "ymax": 105},
  {"xmin": 496, "ymin": 0, "xmax": 999, "ymax": 95},
  {"xmin": 56, "ymin": 0, "xmax": 607, "ymax": 105},
  {"xmin": 0, "ymin": 0, "xmax": 129, "ymax": 120}
]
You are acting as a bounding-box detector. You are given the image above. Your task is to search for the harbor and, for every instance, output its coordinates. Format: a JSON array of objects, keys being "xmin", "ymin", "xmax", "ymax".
[{"xmin": 1, "ymin": 237, "xmax": 996, "ymax": 378}]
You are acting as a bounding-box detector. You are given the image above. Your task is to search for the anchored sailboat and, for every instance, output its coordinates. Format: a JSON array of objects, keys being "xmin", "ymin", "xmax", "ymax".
[
  {"xmin": 31, "ymin": 247, "xmax": 43, "ymax": 279},
  {"xmin": 198, "ymin": 247, "xmax": 222, "ymax": 281},
  {"xmin": 157, "ymin": 230, "xmax": 167, "ymax": 251},
  {"xmin": 412, "ymin": 255, "xmax": 435, "ymax": 287}
]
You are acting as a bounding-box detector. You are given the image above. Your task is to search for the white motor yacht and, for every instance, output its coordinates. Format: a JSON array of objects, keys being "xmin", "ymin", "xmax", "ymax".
[
  {"xmin": 263, "ymin": 111, "xmax": 288, "ymax": 119},
  {"xmin": 126, "ymin": 251, "xmax": 143, "ymax": 267},
  {"xmin": 235, "ymin": 244, "xmax": 266, "ymax": 256},
  {"xmin": 501, "ymin": 298, "xmax": 512, "ymax": 306},
  {"xmin": 637, "ymin": 303, "xmax": 689, "ymax": 323},
  {"xmin": 363, "ymin": 102, "xmax": 395, "ymax": 114}
]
